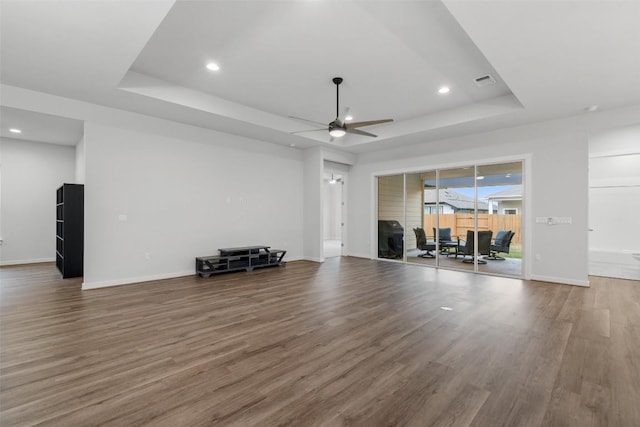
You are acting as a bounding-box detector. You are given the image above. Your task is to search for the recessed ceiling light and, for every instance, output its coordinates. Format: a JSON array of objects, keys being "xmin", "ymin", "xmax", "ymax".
[
  {"xmin": 9, "ymin": 128, "xmax": 22, "ymax": 134},
  {"xmin": 440, "ymin": 306, "xmax": 453, "ymax": 311},
  {"xmin": 289, "ymin": 143, "xmax": 296, "ymax": 147},
  {"xmin": 586, "ymin": 104, "xmax": 599, "ymax": 112},
  {"xmin": 345, "ymin": 115, "xmax": 353, "ymax": 121},
  {"xmin": 206, "ymin": 62, "xmax": 220, "ymax": 71},
  {"xmin": 438, "ymin": 86, "xmax": 450, "ymax": 94}
]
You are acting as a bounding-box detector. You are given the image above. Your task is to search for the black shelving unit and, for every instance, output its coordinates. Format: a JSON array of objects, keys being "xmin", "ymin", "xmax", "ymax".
[
  {"xmin": 196, "ymin": 246, "xmax": 286, "ymax": 278},
  {"xmin": 56, "ymin": 184, "xmax": 84, "ymax": 278}
]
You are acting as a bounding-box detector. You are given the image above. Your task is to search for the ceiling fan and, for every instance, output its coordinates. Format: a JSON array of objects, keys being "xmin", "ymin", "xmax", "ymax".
[
  {"xmin": 290, "ymin": 77, "xmax": 393, "ymax": 140},
  {"xmin": 328, "ymin": 173, "xmax": 342, "ymax": 184}
]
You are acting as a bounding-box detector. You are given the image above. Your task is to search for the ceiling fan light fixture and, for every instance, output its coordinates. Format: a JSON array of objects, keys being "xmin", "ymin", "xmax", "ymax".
[
  {"xmin": 206, "ymin": 62, "xmax": 220, "ymax": 71},
  {"xmin": 329, "ymin": 128, "xmax": 346, "ymax": 138}
]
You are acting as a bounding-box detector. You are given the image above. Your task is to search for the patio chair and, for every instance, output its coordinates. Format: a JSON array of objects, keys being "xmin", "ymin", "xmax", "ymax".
[
  {"xmin": 458, "ymin": 230, "xmax": 493, "ymax": 264},
  {"xmin": 486, "ymin": 230, "xmax": 515, "ymax": 260},
  {"xmin": 433, "ymin": 227, "xmax": 459, "ymax": 256},
  {"xmin": 413, "ymin": 227, "xmax": 436, "ymax": 258}
]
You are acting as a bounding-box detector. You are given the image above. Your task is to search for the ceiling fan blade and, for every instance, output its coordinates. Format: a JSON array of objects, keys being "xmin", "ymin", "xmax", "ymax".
[
  {"xmin": 290, "ymin": 129, "xmax": 326, "ymax": 134},
  {"xmin": 346, "ymin": 128, "xmax": 378, "ymax": 138},
  {"xmin": 347, "ymin": 119, "xmax": 393, "ymax": 128},
  {"xmin": 288, "ymin": 116, "xmax": 328, "ymax": 128}
]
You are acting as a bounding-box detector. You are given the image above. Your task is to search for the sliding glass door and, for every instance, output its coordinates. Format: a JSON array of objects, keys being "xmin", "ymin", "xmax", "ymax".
[
  {"xmin": 436, "ymin": 167, "xmax": 476, "ymax": 271},
  {"xmin": 376, "ymin": 161, "xmax": 523, "ymax": 278},
  {"xmin": 377, "ymin": 174, "xmax": 405, "ymax": 260},
  {"xmin": 477, "ymin": 162, "xmax": 523, "ymax": 277},
  {"xmin": 406, "ymin": 171, "xmax": 436, "ymax": 266}
]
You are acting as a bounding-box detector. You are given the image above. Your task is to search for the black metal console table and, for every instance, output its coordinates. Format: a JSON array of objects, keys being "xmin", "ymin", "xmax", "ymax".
[{"xmin": 196, "ymin": 245, "xmax": 286, "ymax": 277}]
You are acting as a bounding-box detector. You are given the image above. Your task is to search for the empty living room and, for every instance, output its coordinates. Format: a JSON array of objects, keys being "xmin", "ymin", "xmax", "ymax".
[{"xmin": 1, "ymin": 1, "xmax": 639, "ymax": 426}]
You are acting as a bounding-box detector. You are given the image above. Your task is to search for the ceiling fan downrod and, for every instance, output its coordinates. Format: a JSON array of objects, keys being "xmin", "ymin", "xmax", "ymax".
[{"xmin": 333, "ymin": 77, "xmax": 343, "ymax": 119}]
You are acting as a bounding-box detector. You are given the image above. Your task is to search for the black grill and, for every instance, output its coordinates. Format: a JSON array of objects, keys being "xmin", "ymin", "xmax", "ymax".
[{"xmin": 378, "ymin": 220, "xmax": 404, "ymax": 259}]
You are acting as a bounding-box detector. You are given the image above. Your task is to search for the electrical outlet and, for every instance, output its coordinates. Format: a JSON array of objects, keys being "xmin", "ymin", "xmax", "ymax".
[{"xmin": 144, "ymin": 252, "xmax": 151, "ymax": 260}]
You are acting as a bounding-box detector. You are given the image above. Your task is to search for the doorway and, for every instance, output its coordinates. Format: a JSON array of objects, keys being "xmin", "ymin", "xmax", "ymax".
[
  {"xmin": 323, "ymin": 168, "xmax": 345, "ymax": 258},
  {"xmin": 588, "ymin": 125, "xmax": 640, "ymax": 280}
]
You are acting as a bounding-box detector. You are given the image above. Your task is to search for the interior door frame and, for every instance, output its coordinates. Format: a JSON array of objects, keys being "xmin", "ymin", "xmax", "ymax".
[{"xmin": 322, "ymin": 162, "xmax": 349, "ymax": 260}]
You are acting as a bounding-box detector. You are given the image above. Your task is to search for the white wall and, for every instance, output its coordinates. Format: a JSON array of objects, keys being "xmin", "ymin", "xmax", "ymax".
[
  {"xmin": 303, "ymin": 148, "xmax": 323, "ymax": 262},
  {"xmin": 75, "ymin": 135, "xmax": 85, "ymax": 184},
  {"xmin": 499, "ymin": 200, "xmax": 521, "ymax": 214},
  {"xmin": 1, "ymin": 85, "xmax": 305, "ymax": 288},
  {"xmin": 3, "ymin": 83, "xmax": 639, "ymax": 287},
  {"xmin": 83, "ymin": 121, "xmax": 304, "ymax": 288},
  {"xmin": 348, "ymin": 123, "xmax": 591, "ymax": 286},
  {"xmin": 0, "ymin": 137, "xmax": 76, "ymax": 265}
]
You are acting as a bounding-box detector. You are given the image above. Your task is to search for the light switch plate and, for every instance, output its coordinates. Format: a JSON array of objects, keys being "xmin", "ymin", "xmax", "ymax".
[{"xmin": 535, "ymin": 216, "xmax": 572, "ymax": 225}]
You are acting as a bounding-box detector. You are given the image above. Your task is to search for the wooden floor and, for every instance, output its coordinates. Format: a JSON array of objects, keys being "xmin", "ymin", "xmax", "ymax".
[{"xmin": 1, "ymin": 258, "xmax": 639, "ymax": 426}]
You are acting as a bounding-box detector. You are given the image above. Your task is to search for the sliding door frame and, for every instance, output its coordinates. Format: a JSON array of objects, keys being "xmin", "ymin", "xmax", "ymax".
[{"xmin": 372, "ymin": 155, "xmax": 532, "ymax": 280}]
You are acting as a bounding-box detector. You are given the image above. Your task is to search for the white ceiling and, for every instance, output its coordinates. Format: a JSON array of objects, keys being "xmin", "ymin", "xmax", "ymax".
[
  {"xmin": 130, "ymin": 1, "xmax": 511, "ymax": 121},
  {"xmin": 1, "ymin": 0, "xmax": 640, "ymax": 152},
  {"xmin": 0, "ymin": 107, "xmax": 83, "ymax": 146}
]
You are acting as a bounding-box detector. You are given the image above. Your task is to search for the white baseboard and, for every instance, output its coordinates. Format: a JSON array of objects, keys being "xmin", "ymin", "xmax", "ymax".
[
  {"xmin": 0, "ymin": 257, "xmax": 55, "ymax": 266},
  {"xmin": 530, "ymin": 275, "xmax": 590, "ymax": 287},
  {"xmin": 82, "ymin": 270, "xmax": 193, "ymax": 290},
  {"xmin": 81, "ymin": 255, "xmax": 305, "ymax": 290},
  {"xmin": 589, "ymin": 248, "xmax": 640, "ymax": 266},
  {"xmin": 303, "ymin": 257, "xmax": 323, "ymax": 263},
  {"xmin": 347, "ymin": 253, "xmax": 372, "ymax": 260}
]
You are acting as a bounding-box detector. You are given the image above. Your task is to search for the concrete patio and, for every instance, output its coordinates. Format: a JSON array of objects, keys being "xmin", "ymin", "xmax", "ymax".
[{"xmin": 406, "ymin": 248, "xmax": 523, "ymax": 278}]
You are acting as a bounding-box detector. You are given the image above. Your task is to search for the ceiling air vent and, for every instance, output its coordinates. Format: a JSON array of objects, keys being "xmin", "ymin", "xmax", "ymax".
[{"xmin": 474, "ymin": 74, "xmax": 496, "ymax": 87}]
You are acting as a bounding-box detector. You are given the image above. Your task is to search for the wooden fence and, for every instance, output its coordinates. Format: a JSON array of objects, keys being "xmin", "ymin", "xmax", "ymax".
[{"xmin": 423, "ymin": 214, "xmax": 522, "ymax": 244}]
